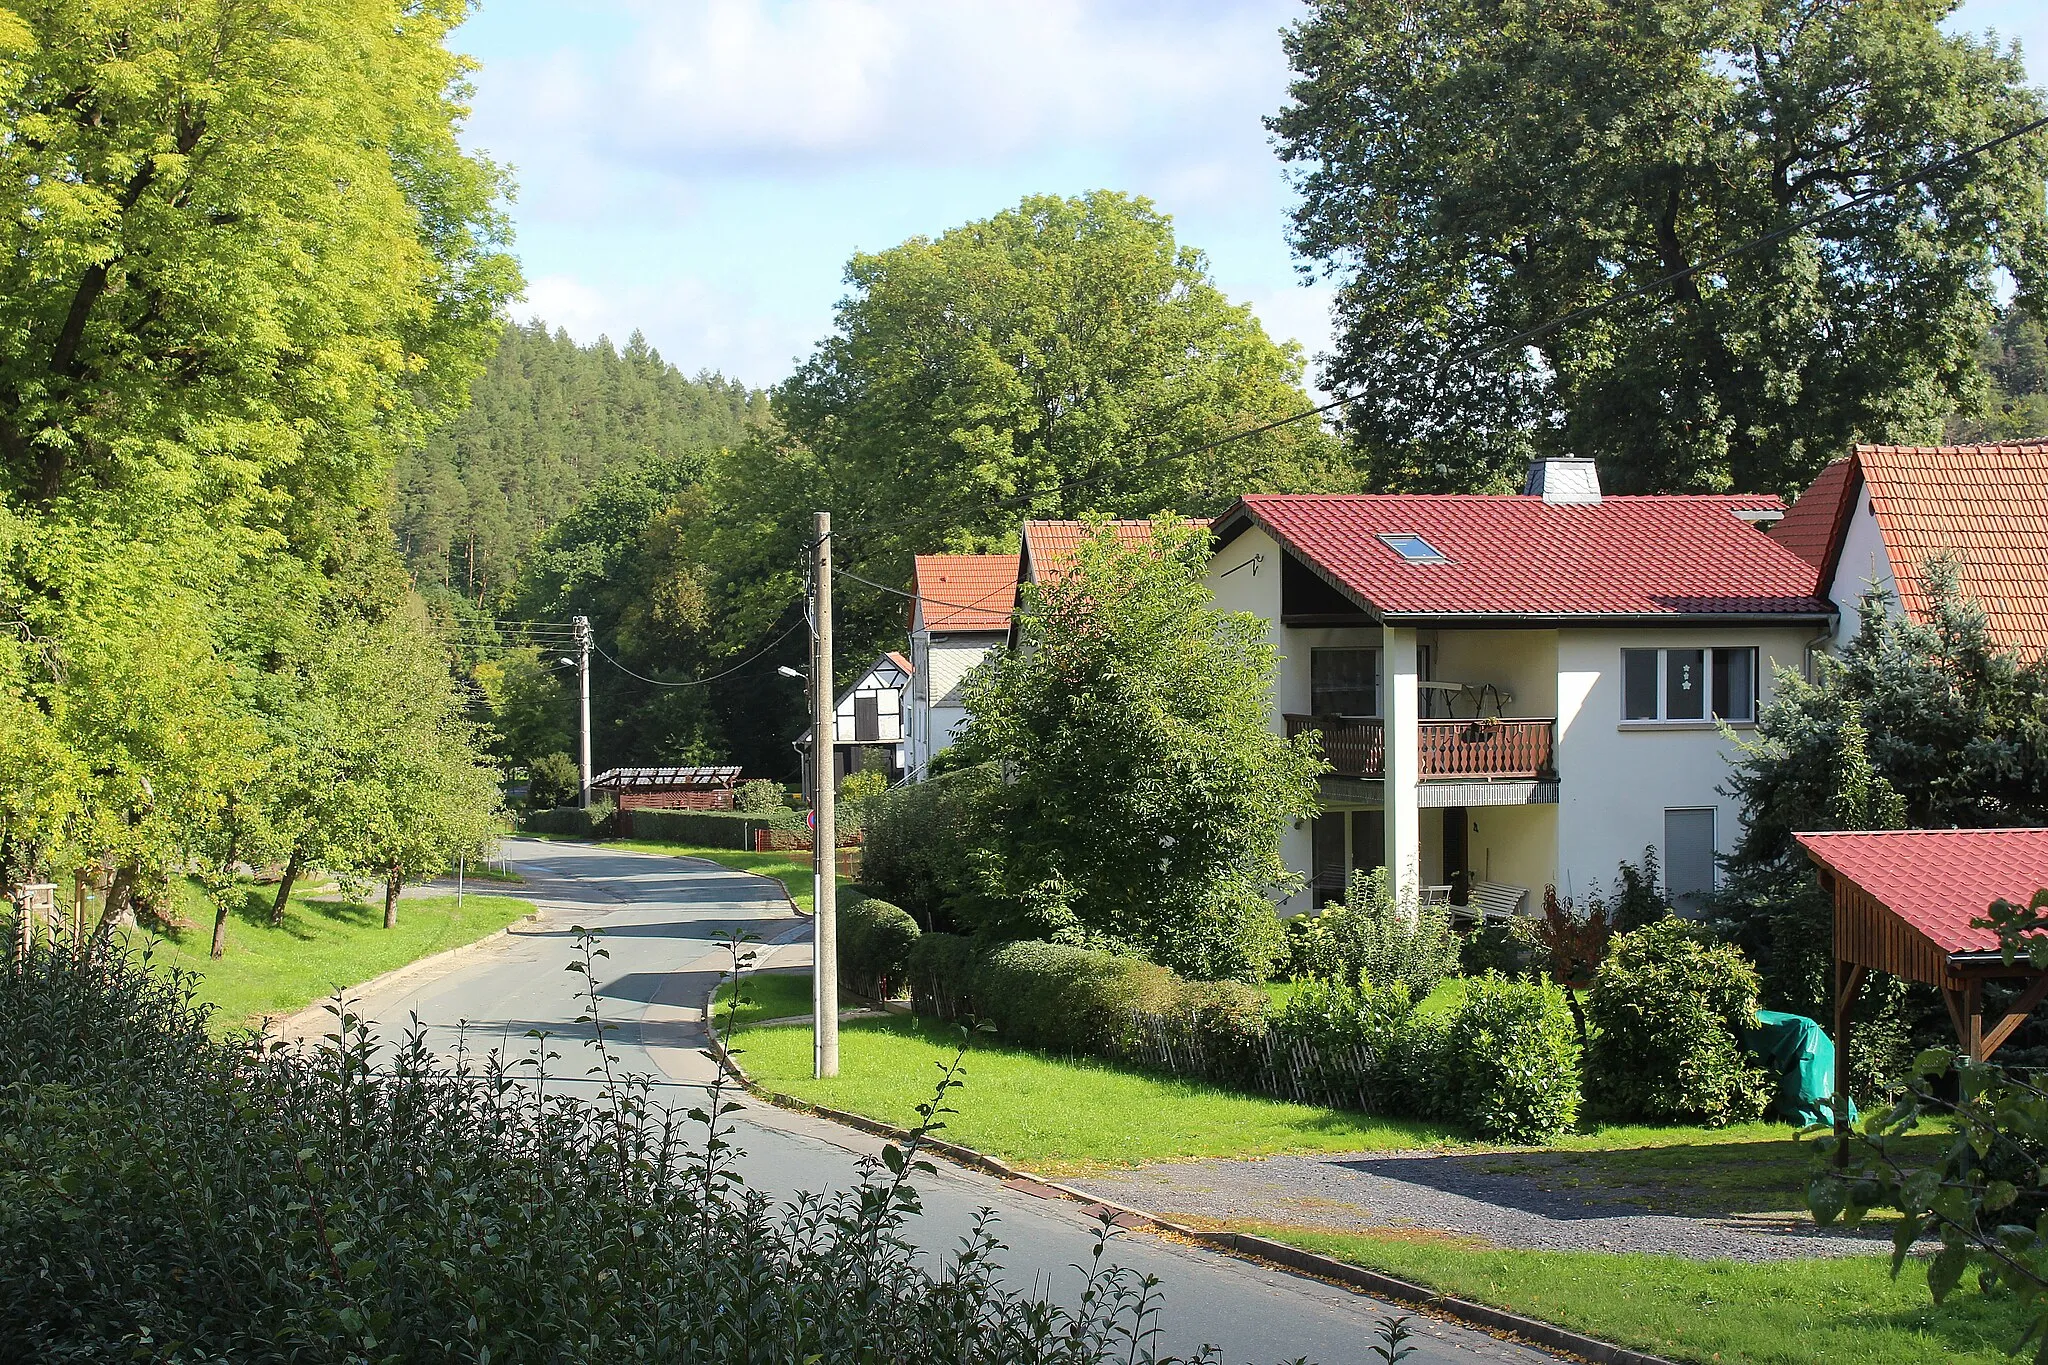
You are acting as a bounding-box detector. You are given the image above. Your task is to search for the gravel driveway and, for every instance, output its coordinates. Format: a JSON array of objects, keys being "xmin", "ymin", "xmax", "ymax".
[{"xmin": 1073, "ymin": 1148, "xmax": 1902, "ymax": 1261}]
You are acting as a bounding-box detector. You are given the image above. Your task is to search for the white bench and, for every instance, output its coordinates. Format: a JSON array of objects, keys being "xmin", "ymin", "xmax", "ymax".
[{"xmin": 1455, "ymin": 881, "xmax": 1529, "ymax": 923}]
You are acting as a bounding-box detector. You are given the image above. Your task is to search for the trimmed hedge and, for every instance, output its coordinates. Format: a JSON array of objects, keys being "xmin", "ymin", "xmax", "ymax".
[
  {"xmin": 909, "ymin": 935, "xmax": 1178, "ymax": 1055},
  {"xmin": 1584, "ymin": 919, "xmax": 1772, "ymax": 1126},
  {"xmin": 523, "ymin": 801, "xmax": 615, "ymax": 837},
  {"xmin": 620, "ymin": 809, "xmax": 797, "ymax": 846},
  {"xmin": 838, "ymin": 898, "xmax": 920, "ymax": 1001},
  {"xmin": 859, "ymin": 765, "xmax": 996, "ymax": 927}
]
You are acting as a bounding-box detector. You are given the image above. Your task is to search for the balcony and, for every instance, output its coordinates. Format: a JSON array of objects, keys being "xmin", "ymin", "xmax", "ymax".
[{"xmin": 1286, "ymin": 715, "xmax": 1557, "ymax": 783}]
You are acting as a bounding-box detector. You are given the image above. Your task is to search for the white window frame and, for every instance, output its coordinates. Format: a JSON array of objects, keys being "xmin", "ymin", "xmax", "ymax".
[{"xmin": 1620, "ymin": 646, "xmax": 1759, "ymax": 725}]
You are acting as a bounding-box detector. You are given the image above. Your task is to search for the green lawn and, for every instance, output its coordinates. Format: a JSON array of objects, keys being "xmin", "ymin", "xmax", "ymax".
[
  {"xmin": 734, "ymin": 1011, "xmax": 1458, "ymax": 1172},
  {"xmin": 713, "ymin": 970, "xmax": 814, "ymax": 1028},
  {"xmin": 1227, "ymin": 1223, "xmax": 2028, "ymax": 1365},
  {"xmin": 135, "ymin": 881, "xmax": 534, "ymax": 1035}
]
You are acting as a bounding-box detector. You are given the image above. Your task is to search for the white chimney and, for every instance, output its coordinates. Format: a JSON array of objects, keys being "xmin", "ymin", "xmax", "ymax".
[{"xmin": 1524, "ymin": 457, "xmax": 1602, "ymax": 504}]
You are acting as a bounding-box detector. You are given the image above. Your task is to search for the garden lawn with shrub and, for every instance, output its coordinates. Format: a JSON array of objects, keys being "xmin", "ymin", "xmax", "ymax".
[
  {"xmin": 136, "ymin": 881, "xmax": 535, "ymax": 1035},
  {"xmin": 1223, "ymin": 1223, "xmax": 2027, "ymax": 1365},
  {"xmin": 733, "ymin": 1012, "xmax": 1458, "ymax": 1171}
]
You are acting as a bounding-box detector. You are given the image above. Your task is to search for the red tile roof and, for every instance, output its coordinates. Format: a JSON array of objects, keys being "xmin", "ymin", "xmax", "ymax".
[
  {"xmin": 1858, "ymin": 443, "xmax": 2048, "ymax": 659},
  {"xmin": 1019, "ymin": 520, "xmax": 1155, "ymax": 584},
  {"xmin": 1768, "ymin": 456, "xmax": 1855, "ymax": 575},
  {"xmin": 1796, "ymin": 828, "xmax": 2048, "ymax": 955},
  {"xmin": 1220, "ymin": 494, "xmax": 1829, "ymax": 620},
  {"xmin": 912, "ymin": 554, "xmax": 1019, "ymax": 632}
]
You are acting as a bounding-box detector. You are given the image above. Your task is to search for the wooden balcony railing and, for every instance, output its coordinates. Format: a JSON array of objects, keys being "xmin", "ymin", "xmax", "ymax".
[{"xmin": 1286, "ymin": 715, "xmax": 1557, "ymax": 783}]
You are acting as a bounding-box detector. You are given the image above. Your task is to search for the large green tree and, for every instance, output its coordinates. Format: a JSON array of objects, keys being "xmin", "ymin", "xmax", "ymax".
[
  {"xmin": 951, "ymin": 520, "xmax": 1322, "ymax": 981},
  {"xmin": 1272, "ymin": 0, "xmax": 2048, "ymax": 495},
  {"xmin": 0, "ymin": 0, "xmax": 517, "ymax": 904},
  {"xmin": 708, "ymin": 190, "xmax": 1347, "ymax": 685}
]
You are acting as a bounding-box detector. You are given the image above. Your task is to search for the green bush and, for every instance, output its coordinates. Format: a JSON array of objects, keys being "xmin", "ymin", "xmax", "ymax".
[
  {"xmin": 1286, "ymin": 868, "xmax": 1460, "ymax": 998},
  {"xmin": 838, "ymin": 898, "xmax": 920, "ymax": 1001},
  {"xmin": 907, "ymin": 932, "xmax": 980, "ymax": 1020},
  {"xmin": 859, "ymin": 765, "xmax": 997, "ymax": 928},
  {"xmin": 1440, "ymin": 973, "xmax": 1582, "ymax": 1142},
  {"xmin": 1272, "ymin": 976, "xmax": 1419, "ymax": 1108},
  {"xmin": 0, "ymin": 944, "xmax": 1211, "ymax": 1361},
  {"xmin": 735, "ymin": 779, "xmax": 785, "ymax": 813},
  {"xmin": 622, "ymin": 808, "xmax": 796, "ymax": 846},
  {"xmin": 1459, "ymin": 916, "xmax": 1538, "ymax": 978},
  {"xmin": 523, "ymin": 800, "xmax": 615, "ymax": 837},
  {"xmin": 1584, "ymin": 919, "xmax": 1773, "ymax": 1126},
  {"xmin": 525, "ymin": 751, "xmax": 580, "ymax": 810}
]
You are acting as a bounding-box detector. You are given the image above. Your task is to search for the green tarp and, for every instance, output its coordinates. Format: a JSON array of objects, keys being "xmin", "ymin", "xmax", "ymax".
[{"xmin": 1749, "ymin": 1009, "xmax": 1855, "ymax": 1126}]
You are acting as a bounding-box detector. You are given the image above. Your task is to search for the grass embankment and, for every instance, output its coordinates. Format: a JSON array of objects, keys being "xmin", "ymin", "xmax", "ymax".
[
  {"xmin": 735, "ymin": 1009, "xmax": 1457, "ymax": 1172},
  {"xmin": 713, "ymin": 971, "xmax": 814, "ymax": 1029},
  {"xmin": 138, "ymin": 881, "xmax": 534, "ymax": 1035},
  {"xmin": 1227, "ymin": 1223, "xmax": 2025, "ymax": 1365}
]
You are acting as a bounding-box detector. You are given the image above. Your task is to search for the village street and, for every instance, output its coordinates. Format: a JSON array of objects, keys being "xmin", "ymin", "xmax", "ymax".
[{"xmin": 304, "ymin": 835, "xmax": 1568, "ymax": 1365}]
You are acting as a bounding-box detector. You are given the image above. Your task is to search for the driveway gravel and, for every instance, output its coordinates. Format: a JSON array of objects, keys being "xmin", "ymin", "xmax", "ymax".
[{"xmin": 1073, "ymin": 1149, "xmax": 1901, "ymax": 1261}]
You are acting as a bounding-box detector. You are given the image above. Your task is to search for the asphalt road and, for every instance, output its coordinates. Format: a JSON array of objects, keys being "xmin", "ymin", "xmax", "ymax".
[{"xmin": 315, "ymin": 836, "xmax": 1566, "ymax": 1365}]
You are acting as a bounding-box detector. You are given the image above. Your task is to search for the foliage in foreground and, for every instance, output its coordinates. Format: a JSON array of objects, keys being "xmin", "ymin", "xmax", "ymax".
[
  {"xmin": 0, "ymin": 938, "xmax": 1275, "ymax": 1364},
  {"xmin": 1285, "ymin": 867, "xmax": 1460, "ymax": 1000}
]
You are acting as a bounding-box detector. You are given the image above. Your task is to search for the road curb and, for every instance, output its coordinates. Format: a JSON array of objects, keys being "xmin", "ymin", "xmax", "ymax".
[{"xmin": 700, "ymin": 983, "xmax": 1677, "ymax": 1365}]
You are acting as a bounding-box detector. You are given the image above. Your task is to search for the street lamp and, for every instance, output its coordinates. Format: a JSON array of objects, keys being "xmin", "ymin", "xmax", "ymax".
[{"xmin": 777, "ymin": 665, "xmax": 805, "ymax": 679}]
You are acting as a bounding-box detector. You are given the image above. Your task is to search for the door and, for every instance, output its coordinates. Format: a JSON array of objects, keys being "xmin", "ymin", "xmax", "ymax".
[
  {"xmin": 1664, "ymin": 808, "xmax": 1718, "ymax": 914},
  {"xmin": 1441, "ymin": 807, "xmax": 1470, "ymax": 905},
  {"xmin": 854, "ymin": 694, "xmax": 880, "ymax": 743},
  {"xmin": 1349, "ymin": 809, "xmax": 1385, "ymax": 876},
  {"xmin": 1312, "ymin": 812, "xmax": 1347, "ymax": 907}
]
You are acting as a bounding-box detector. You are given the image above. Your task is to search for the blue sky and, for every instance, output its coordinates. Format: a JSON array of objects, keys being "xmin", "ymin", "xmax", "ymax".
[{"xmin": 455, "ymin": 0, "xmax": 2048, "ymax": 392}]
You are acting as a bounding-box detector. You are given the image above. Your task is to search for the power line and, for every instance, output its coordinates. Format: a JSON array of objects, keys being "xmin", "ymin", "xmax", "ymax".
[
  {"xmin": 587, "ymin": 619, "xmax": 806, "ymax": 689},
  {"xmin": 807, "ymin": 111, "xmax": 2048, "ymax": 556}
]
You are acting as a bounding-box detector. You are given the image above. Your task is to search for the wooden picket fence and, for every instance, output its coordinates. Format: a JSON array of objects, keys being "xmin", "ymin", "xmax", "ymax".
[{"xmin": 1122, "ymin": 1009, "xmax": 1381, "ymax": 1112}]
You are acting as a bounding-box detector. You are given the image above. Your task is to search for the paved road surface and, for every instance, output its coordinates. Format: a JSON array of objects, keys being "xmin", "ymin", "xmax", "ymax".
[{"xmin": 311, "ymin": 837, "xmax": 1565, "ymax": 1365}]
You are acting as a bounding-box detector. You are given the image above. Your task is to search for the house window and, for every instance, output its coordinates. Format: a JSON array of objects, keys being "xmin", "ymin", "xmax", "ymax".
[
  {"xmin": 1621, "ymin": 648, "xmax": 1759, "ymax": 722},
  {"xmin": 1664, "ymin": 807, "xmax": 1718, "ymax": 912},
  {"xmin": 1311, "ymin": 648, "xmax": 1379, "ymax": 716},
  {"xmin": 1377, "ymin": 532, "xmax": 1451, "ymax": 564}
]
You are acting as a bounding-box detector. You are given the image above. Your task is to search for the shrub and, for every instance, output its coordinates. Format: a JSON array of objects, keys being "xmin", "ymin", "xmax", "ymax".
[
  {"xmin": 526, "ymin": 751, "xmax": 580, "ymax": 809},
  {"xmin": 1440, "ymin": 973, "xmax": 1581, "ymax": 1142},
  {"xmin": 908, "ymin": 932, "xmax": 980, "ymax": 1020},
  {"xmin": 1287, "ymin": 868, "xmax": 1459, "ymax": 999},
  {"xmin": 1146, "ymin": 977, "xmax": 1273, "ymax": 1087},
  {"xmin": 969, "ymin": 941, "xmax": 1178, "ymax": 1054},
  {"xmin": 838, "ymin": 898, "xmax": 921, "ymax": 1001},
  {"xmin": 1272, "ymin": 976, "xmax": 1418, "ymax": 1109},
  {"xmin": 523, "ymin": 800, "xmax": 615, "ymax": 837},
  {"xmin": 1584, "ymin": 919, "xmax": 1773, "ymax": 1126},
  {"xmin": 1459, "ymin": 916, "xmax": 1538, "ymax": 978},
  {"xmin": 860, "ymin": 765, "xmax": 997, "ymax": 928},
  {"xmin": 1607, "ymin": 846, "xmax": 1670, "ymax": 932},
  {"xmin": 735, "ymin": 778, "xmax": 785, "ymax": 812},
  {"xmin": 840, "ymin": 767, "xmax": 889, "ymax": 806},
  {"xmin": 0, "ymin": 942, "xmax": 1214, "ymax": 1363},
  {"xmin": 623, "ymin": 808, "xmax": 796, "ymax": 846}
]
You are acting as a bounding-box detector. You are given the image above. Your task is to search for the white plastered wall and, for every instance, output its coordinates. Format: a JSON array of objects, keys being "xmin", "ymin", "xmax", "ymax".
[
  {"xmin": 1553, "ymin": 626, "xmax": 1816, "ymax": 902},
  {"xmin": 1828, "ymin": 488, "xmax": 1900, "ymax": 647}
]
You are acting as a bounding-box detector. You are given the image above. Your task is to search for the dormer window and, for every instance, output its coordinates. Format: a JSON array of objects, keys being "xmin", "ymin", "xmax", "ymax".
[{"xmin": 1378, "ymin": 532, "xmax": 1450, "ymax": 564}]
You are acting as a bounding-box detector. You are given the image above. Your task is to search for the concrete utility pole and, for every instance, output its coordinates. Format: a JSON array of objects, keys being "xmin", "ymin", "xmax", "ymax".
[
  {"xmin": 810, "ymin": 511, "xmax": 839, "ymax": 1078},
  {"xmin": 574, "ymin": 614, "xmax": 593, "ymax": 809}
]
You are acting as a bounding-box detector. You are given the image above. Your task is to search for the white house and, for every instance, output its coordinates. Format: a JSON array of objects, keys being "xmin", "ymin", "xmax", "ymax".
[
  {"xmin": 1770, "ymin": 440, "xmax": 2048, "ymax": 659},
  {"xmin": 904, "ymin": 554, "xmax": 1018, "ymax": 780},
  {"xmin": 795, "ymin": 651, "xmax": 911, "ymax": 793},
  {"xmin": 1206, "ymin": 459, "xmax": 1834, "ymax": 918}
]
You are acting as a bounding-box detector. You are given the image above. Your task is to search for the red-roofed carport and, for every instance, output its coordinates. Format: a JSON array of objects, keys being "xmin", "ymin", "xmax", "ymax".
[{"xmin": 1797, "ymin": 829, "xmax": 2048, "ymax": 1141}]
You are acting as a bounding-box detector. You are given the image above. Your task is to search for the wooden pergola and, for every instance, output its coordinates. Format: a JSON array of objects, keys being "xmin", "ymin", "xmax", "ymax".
[{"xmin": 1799, "ymin": 828, "xmax": 2048, "ymax": 1132}]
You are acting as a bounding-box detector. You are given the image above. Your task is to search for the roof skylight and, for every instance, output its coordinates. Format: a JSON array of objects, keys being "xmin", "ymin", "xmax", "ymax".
[{"xmin": 1378, "ymin": 532, "xmax": 1451, "ymax": 564}]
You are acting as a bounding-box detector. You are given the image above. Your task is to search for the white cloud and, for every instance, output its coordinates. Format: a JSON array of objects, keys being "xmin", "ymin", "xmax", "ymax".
[{"xmin": 518, "ymin": 271, "xmax": 821, "ymax": 385}]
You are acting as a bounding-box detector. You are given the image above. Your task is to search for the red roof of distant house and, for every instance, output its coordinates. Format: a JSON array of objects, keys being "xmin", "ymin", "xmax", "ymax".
[
  {"xmin": 1796, "ymin": 828, "xmax": 2048, "ymax": 955},
  {"xmin": 1019, "ymin": 520, "xmax": 1156, "ymax": 584},
  {"xmin": 886, "ymin": 650, "xmax": 913, "ymax": 676},
  {"xmin": 913, "ymin": 554, "xmax": 1019, "ymax": 632},
  {"xmin": 1216, "ymin": 494, "xmax": 1829, "ymax": 620},
  {"xmin": 1771, "ymin": 442, "xmax": 2048, "ymax": 658}
]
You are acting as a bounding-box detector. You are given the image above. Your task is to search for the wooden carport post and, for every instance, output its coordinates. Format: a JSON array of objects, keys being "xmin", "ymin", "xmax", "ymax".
[{"xmin": 1832, "ymin": 945, "xmax": 1865, "ymax": 1167}]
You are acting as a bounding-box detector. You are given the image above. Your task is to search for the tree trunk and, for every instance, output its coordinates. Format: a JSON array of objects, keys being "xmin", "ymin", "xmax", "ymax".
[
  {"xmin": 210, "ymin": 891, "xmax": 231, "ymax": 959},
  {"xmin": 90, "ymin": 863, "xmax": 137, "ymax": 946},
  {"xmin": 384, "ymin": 868, "xmax": 401, "ymax": 929},
  {"xmin": 271, "ymin": 845, "xmax": 304, "ymax": 928}
]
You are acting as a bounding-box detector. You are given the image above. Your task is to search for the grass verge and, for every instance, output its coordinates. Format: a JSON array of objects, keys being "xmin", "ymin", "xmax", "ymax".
[
  {"xmin": 733, "ymin": 1011, "xmax": 1458, "ymax": 1173},
  {"xmin": 1228, "ymin": 1222, "xmax": 2027, "ymax": 1365},
  {"xmin": 136, "ymin": 882, "xmax": 534, "ymax": 1035},
  {"xmin": 713, "ymin": 971, "xmax": 814, "ymax": 1028}
]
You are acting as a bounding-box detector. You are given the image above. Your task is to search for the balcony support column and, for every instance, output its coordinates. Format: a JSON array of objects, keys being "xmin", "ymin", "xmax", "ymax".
[{"xmin": 1384, "ymin": 626, "xmax": 1422, "ymax": 920}]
